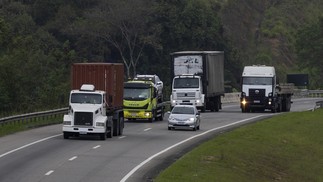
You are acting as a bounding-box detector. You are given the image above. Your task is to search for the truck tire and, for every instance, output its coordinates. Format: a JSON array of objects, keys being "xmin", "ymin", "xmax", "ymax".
[
  {"xmin": 63, "ymin": 132, "xmax": 69, "ymax": 139},
  {"xmin": 99, "ymin": 133, "xmax": 106, "ymax": 140},
  {"xmin": 107, "ymin": 122, "xmax": 113, "ymax": 138},
  {"xmin": 118, "ymin": 116, "xmax": 124, "ymax": 136},
  {"xmin": 113, "ymin": 119, "xmax": 119, "ymax": 136}
]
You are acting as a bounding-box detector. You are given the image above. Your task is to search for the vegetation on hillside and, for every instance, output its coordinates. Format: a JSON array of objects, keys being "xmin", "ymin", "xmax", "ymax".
[{"xmin": 0, "ymin": 0, "xmax": 322, "ymax": 116}]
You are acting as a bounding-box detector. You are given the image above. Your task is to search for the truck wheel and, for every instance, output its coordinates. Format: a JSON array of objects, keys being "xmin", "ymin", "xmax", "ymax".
[
  {"xmin": 118, "ymin": 117, "xmax": 124, "ymax": 136},
  {"xmin": 63, "ymin": 132, "xmax": 69, "ymax": 139},
  {"xmin": 201, "ymin": 105, "xmax": 206, "ymax": 113},
  {"xmin": 107, "ymin": 122, "xmax": 113, "ymax": 138},
  {"xmin": 99, "ymin": 133, "xmax": 106, "ymax": 140},
  {"xmin": 113, "ymin": 119, "xmax": 119, "ymax": 136}
]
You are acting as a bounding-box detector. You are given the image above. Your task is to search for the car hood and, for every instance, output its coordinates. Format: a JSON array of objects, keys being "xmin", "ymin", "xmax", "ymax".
[{"xmin": 169, "ymin": 114, "xmax": 194, "ymax": 120}]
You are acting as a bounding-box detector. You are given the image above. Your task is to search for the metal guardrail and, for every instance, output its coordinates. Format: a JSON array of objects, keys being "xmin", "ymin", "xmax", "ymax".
[
  {"xmin": 315, "ymin": 101, "xmax": 323, "ymax": 109},
  {"xmin": 0, "ymin": 108, "xmax": 68, "ymax": 125}
]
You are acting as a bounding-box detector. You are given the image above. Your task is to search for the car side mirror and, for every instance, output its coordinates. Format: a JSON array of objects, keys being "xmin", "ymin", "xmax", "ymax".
[{"xmin": 167, "ymin": 111, "xmax": 171, "ymax": 114}]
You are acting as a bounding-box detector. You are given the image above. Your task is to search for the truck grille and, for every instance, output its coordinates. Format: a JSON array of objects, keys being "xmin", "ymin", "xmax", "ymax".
[
  {"xmin": 249, "ymin": 89, "xmax": 265, "ymax": 99},
  {"xmin": 74, "ymin": 112, "xmax": 93, "ymax": 126},
  {"xmin": 177, "ymin": 92, "xmax": 195, "ymax": 98}
]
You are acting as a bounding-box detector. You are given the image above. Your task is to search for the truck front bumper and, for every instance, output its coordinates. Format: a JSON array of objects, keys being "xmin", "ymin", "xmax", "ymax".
[
  {"xmin": 171, "ymin": 99, "xmax": 203, "ymax": 107},
  {"xmin": 63, "ymin": 126, "xmax": 106, "ymax": 134},
  {"xmin": 124, "ymin": 110, "xmax": 152, "ymax": 119},
  {"xmin": 240, "ymin": 96, "xmax": 274, "ymax": 110}
]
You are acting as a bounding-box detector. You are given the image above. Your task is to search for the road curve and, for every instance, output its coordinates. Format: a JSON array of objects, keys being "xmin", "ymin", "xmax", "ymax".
[{"xmin": 0, "ymin": 98, "xmax": 320, "ymax": 182}]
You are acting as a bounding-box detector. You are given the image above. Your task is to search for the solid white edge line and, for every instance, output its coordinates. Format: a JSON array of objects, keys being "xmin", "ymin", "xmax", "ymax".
[
  {"xmin": 120, "ymin": 114, "xmax": 268, "ymax": 182},
  {"xmin": 0, "ymin": 134, "xmax": 62, "ymax": 159}
]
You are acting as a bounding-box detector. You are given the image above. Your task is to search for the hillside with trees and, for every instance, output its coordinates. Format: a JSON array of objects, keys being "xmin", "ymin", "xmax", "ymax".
[{"xmin": 0, "ymin": 0, "xmax": 322, "ymax": 116}]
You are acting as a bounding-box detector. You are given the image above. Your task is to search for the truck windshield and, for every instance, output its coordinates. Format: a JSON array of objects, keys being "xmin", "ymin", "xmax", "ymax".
[
  {"xmin": 243, "ymin": 77, "xmax": 273, "ymax": 85},
  {"xmin": 71, "ymin": 93, "xmax": 102, "ymax": 104},
  {"xmin": 173, "ymin": 78, "xmax": 199, "ymax": 88},
  {"xmin": 124, "ymin": 88, "xmax": 151, "ymax": 100}
]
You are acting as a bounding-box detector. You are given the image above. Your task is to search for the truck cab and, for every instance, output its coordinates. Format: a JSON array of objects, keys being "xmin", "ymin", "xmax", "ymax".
[
  {"xmin": 240, "ymin": 65, "xmax": 282, "ymax": 112},
  {"xmin": 63, "ymin": 84, "xmax": 112, "ymax": 140},
  {"xmin": 170, "ymin": 74, "xmax": 205, "ymax": 110},
  {"xmin": 123, "ymin": 80, "xmax": 164, "ymax": 122}
]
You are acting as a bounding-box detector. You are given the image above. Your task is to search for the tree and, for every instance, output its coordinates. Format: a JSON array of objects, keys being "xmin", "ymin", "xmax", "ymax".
[
  {"xmin": 83, "ymin": 0, "xmax": 161, "ymax": 79},
  {"xmin": 296, "ymin": 16, "xmax": 323, "ymax": 88}
]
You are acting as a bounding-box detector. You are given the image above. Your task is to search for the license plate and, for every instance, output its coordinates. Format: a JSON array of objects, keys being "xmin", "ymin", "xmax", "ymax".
[
  {"xmin": 254, "ymin": 100, "xmax": 260, "ymax": 103},
  {"xmin": 79, "ymin": 131, "xmax": 87, "ymax": 135},
  {"xmin": 131, "ymin": 113, "xmax": 137, "ymax": 116}
]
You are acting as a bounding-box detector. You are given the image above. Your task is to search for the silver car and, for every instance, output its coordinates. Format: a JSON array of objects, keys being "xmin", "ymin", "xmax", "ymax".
[{"xmin": 168, "ymin": 105, "xmax": 201, "ymax": 131}]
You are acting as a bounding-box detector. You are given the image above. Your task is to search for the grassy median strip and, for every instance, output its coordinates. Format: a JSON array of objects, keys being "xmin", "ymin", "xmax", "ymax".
[{"xmin": 155, "ymin": 109, "xmax": 323, "ymax": 182}]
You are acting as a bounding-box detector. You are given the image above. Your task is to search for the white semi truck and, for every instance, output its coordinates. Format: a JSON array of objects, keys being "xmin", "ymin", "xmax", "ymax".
[
  {"xmin": 170, "ymin": 51, "xmax": 225, "ymax": 112},
  {"xmin": 240, "ymin": 65, "xmax": 294, "ymax": 113},
  {"xmin": 63, "ymin": 63, "xmax": 124, "ymax": 140}
]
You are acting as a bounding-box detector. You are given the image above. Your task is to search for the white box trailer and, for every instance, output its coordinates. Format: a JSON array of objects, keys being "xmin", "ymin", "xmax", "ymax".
[{"xmin": 170, "ymin": 51, "xmax": 225, "ymax": 112}]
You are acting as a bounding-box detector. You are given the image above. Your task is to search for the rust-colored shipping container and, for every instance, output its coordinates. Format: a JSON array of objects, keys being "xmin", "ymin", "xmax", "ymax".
[{"xmin": 71, "ymin": 63, "xmax": 124, "ymax": 109}]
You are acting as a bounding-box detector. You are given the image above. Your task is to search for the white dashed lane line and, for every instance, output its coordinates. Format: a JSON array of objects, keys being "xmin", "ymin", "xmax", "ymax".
[
  {"xmin": 144, "ymin": 128, "xmax": 152, "ymax": 132},
  {"xmin": 45, "ymin": 170, "xmax": 54, "ymax": 176},
  {"xmin": 69, "ymin": 156, "xmax": 78, "ymax": 161},
  {"xmin": 93, "ymin": 145, "xmax": 101, "ymax": 149}
]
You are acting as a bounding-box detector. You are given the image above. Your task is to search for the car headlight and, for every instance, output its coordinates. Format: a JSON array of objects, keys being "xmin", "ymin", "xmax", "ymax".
[
  {"xmin": 96, "ymin": 122, "xmax": 105, "ymax": 127},
  {"xmin": 189, "ymin": 118, "xmax": 195, "ymax": 122}
]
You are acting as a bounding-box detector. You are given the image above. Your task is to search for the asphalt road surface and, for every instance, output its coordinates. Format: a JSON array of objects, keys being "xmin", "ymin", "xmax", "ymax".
[{"xmin": 0, "ymin": 98, "xmax": 321, "ymax": 182}]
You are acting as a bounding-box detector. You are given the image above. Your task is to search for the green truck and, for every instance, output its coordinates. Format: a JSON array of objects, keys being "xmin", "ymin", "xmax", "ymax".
[{"xmin": 123, "ymin": 80, "xmax": 164, "ymax": 122}]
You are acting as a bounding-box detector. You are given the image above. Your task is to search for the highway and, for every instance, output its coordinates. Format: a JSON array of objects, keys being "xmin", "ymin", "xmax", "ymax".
[{"xmin": 0, "ymin": 98, "xmax": 321, "ymax": 182}]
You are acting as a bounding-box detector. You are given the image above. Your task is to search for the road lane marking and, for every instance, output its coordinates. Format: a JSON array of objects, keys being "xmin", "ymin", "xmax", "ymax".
[
  {"xmin": 0, "ymin": 134, "xmax": 62, "ymax": 159},
  {"xmin": 120, "ymin": 114, "xmax": 270, "ymax": 182},
  {"xmin": 144, "ymin": 128, "xmax": 152, "ymax": 131},
  {"xmin": 93, "ymin": 145, "xmax": 101, "ymax": 149},
  {"xmin": 119, "ymin": 136, "xmax": 126, "ymax": 139},
  {"xmin": 69, "ymin": 156, "xmax": 77, "ymax": 161},
  {"xmin": 45, "ymin": 170, "xmax": 54, "ymax": 176}
]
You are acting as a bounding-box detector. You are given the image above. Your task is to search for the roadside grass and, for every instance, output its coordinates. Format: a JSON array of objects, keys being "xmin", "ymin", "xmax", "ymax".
[
  {"xmin": 0, "ymin": 115, "xmax": 62, "ymax": 137},
  {"xmin": 155, "ymin": 109, "xmax": 323, "ymax": 182}
]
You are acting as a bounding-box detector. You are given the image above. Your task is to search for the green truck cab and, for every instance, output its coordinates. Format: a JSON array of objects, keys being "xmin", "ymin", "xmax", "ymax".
[{"xmin": 123, "ymin": 80, "xmax": 164, "ymax": 122}]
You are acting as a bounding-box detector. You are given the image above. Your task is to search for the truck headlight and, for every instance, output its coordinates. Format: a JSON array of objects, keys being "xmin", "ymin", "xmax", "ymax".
[
  {"xmin": 96, "ymin": 122, "xmax": 105, "ymax": 127},
  {"xmin": 241, "ymin": 99, "xmax": 247, "ymax": 105},
  {"xmin": 63, "ymin": 121, "xmax": 71, "ymax": 125},
  {"xmin": 196, "ymin": 100, "xmax": 201, "ymax": 103},
  {"xmin": 145, "ymin": 112, "xmax": 151, "ymax": 117}
]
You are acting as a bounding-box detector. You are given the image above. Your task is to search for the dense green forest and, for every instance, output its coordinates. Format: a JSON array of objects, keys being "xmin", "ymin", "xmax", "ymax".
[{"xmin": 0, "ymin": 0, "xmax": 322, "ymax": 116}]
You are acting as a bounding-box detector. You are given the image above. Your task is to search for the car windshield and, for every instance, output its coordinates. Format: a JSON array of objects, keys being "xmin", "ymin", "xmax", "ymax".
[
  {"xmin": 243, "ymin": 77, "xmax": 273, "ymax": 85},
  {"xmin": 124, "ymin": 88, "xmax": 151, "ymax": 100},
  {"xmin": 173, "ymin": 78, "xmax": 199, "ymax": 88},
  {"xmin": 172, "ymin": 107, "xmax": 195, "ymax": 115},
  {"xmin": 71, "ymin": 93, "xmax": 102, "ymax": 104}
]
